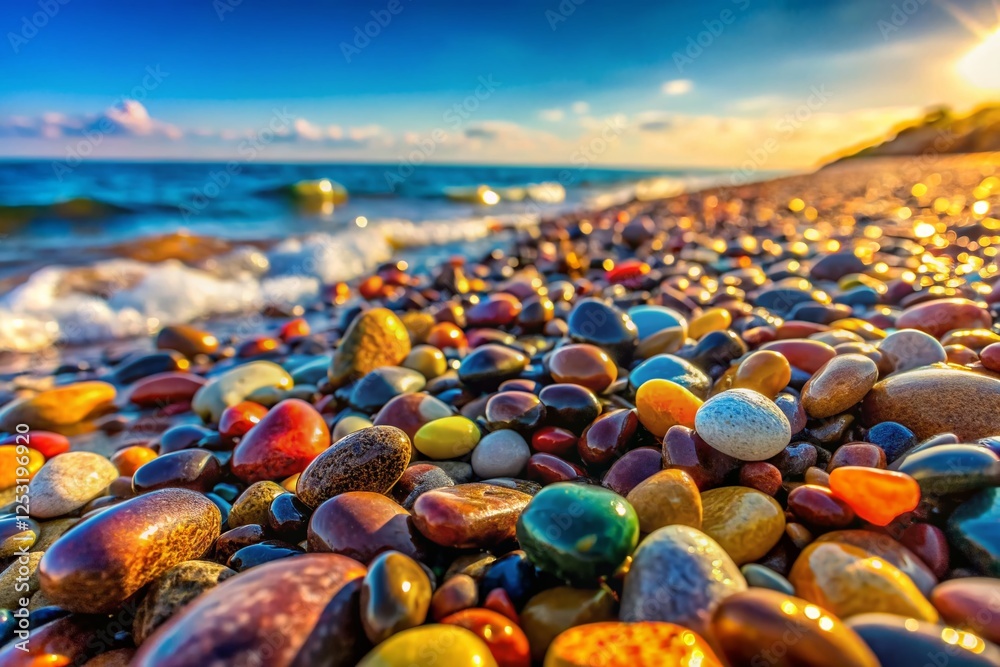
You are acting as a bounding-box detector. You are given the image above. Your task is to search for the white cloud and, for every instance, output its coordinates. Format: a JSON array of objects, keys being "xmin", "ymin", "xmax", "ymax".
[
  {"xmin": 539, "ymin": 108, "xmax": 565, "ymax": 122},
  {"xmin": 661, "ymin": 79, "xmax": 693, "ymax": 96},
  {"xmin": 570, "ymin": 101, "xmax": 590, "ymax": 115},
  {"xmin": 0, "ymin": 100, "xmax": 181, "ymax": 140}
]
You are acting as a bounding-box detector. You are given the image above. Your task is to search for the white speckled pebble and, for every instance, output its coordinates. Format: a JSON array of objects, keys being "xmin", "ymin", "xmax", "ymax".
[
  {"xmin": 471, "ymin": 430, "xmax": 531, "ymax": 478},
  {"xmin": 694, "ymin": 388, "xmax": 791, "ymax": 461},
  {"xmin": 28, "ymin": 451, "xmax": 118, "ymax": 518}
]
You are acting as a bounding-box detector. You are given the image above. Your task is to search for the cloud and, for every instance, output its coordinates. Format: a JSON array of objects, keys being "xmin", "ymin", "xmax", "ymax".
[
  {"xmin": 0, "ymin": 100, "xmax": 181, "ymax": 140},
  {"xmin": 571, "ymin": 101, "xmax": 590, "ymax": 115},
  {"xmin": 539, "ymin": 108, "xmax": 565, "ymax": 122},
  {"xmin": 661, "ymin": 79, "xmax": 693, "ymax": 96}
]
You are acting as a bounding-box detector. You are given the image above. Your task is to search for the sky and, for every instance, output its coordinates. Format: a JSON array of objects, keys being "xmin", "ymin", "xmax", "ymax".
[{"xmin": 0, "ymin": 0, "xmax": 998, "ymax": 169}]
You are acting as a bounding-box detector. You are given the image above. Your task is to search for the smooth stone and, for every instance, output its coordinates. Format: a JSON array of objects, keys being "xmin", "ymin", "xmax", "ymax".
[
  {"xmin": 402, "ymin": 344, "xmax": 448, "ymax": 379},
  {"xmin": 332, "ymin": 414, "xmax": 375, "ymax": 441},
  {"xmin": 156, "ymin": 324, "xmax": 219, "ymax": 357},
  {"xmin": 711, "ymin": 589, "xmax": 879, "ymax": 667},
  {"xmin": 900, "ymin": 522, "xmax": 950, "ymax": 578},
  {"xmin": 788, "ymin": 541, "xmax": 938, "ymax": 620},
  {"xmin": 156, "ymin": 423, "xmax": 213, "ymax": 454},
  {"xmin": 413, "ymin": 416, "xmax": 481, "ymax": 460},
  {"xmin": 700, "ymin": 486, "xmax": 785, "ymax": 565},
  {"xmin": 815, "ymin": 530, "xmax": 938, "ymax": 596},
  {"xmin": 635, "ymin": 379, "xmax": 702, "ymax": 439},
  {"xmin": 731, "ymin": 350, "xmax": 792, "ymax": 399},
  {"xmin": 361, "ymin": 550, "xmax": 432, "ymax": 643},
  {"xmin": 0, "ymin": 615, "xmax": 106, "ymax": 667},
  {"xmin": 231, "ymin": 398, "xmax": 330, "ymax": 483},
  {"xmin": 131, "ymin": 449, "xmax": 222, "ymax": 494},
  {"xmin": 133, "ymin": 553, "xmax": 367, "ymax": 667},
  {"xmin": 266, "ymin": 492, "xmax": 310, "ymax": 542},
  {"xmin": 192, "ymin": 361, "xmax": 293, "ymax": 423},
  {"xmin": 760, "ymin": 339, "xmax": 836, "ymax": 374},
  {"xmin": 297, "ymin": 425, "xmax": 410, "ymax": 508},
  {"xmin": 228, "ymin": 480, "xmax": 286, "ymax": 529},
  {"xmin": 132, "ymin": 560, "xmax": 235, "ymax": 644},
  {"xmin": 0, "ymin": 552, "xmax": 42, "ymax": 609},
  {"xmin": 547, "ymin": 343, "xmax": 618, "ymax": 393},
  {"xmin": 628, "ymin": 354, "xmax": 711, "ymax": 398},
  {"xmin": 627, "ymin": 305, "xmax": 687, "ymax": 341},
  {"xmin": 862, "ymin": 368, "xmax": 1000, "ymax": 441},
  {"xmin": 694, "ymin": 388, "xmax": 791, "ymax": 461},
  {"xmin": 0, "ymin": 381, "xmax": 116, "ymax": 433},
  {"xmin": 526, "ymin": 453, "xmax": 585, "ymax": 484},
  {"xmin": 0, "ymin": 444, "xmax": 44, "ymax": 489},
  {"xmin": 350, "ymin": 366, "xmax": 427, "ymax": 413},
  {"xmin": 544, "ymin": 621, "xmax": 721, "ymax": 667},
  {"xmin": 620, "ymin": 525, "xmax": 747, "ymax": 637},
  {"xmin": 412, "ymin": 483, "xmax": 532, "ymax": 549},
  {"xmin": 828, "ymin": 466, "xmax": 921, "ymax": 526},
  {"xmin": 517, "ymin": 483, "xmax": 638, "ymax": 583},
  {"xmin": 801, "ymin": 354, "xmax": 878, "ymax": 418},
  {"xmin": 625, "ymin": 469, "xmax": 702, "ymax": 533},
  {"xmin": 740, "ymin": 563, "xmax": 794, "ymax": 594},
  {"xmin": 31, "ymin": 516, "xmax": 78, "ymax": 552},
  {"xmin": 111, "ymin": 445, "xmax": 157, "ymax": 476},
  {"xmin": 227, "ymin": 539, "xmax": 304, "ymax": 570},
  {"xmin": 566, "ymin": 298, "xmax": 638, "ymax": 364},
  {"xmin": 531, "ymin": 426, "xmax": 577, "ymax": 456},
  {"xmin": 112, "ymin": 351, "xmax": 188, "ymax": 385},
  {"xmin": 330, "ymin": 308, "xmax": 412, "ymax": 387},
  {"xmin": 676, "ymin": 330, "xmax": 747, "ymax": 377},
  {"xmin": 0, "ymin": 515, "xmax": 39, "ymax": 557},
  {"xmin": 662, "ymin": 425, "xmax": 740, "ymax": 490},
  {"xmin": 866, "ymin": 421, "xmax": 917, "ymax": 461},
  {"xmin": 356, "ymin": 625, "xmax": 498, "ymax": 667},
  {"xmin": 441, "ymin": 608, "xmax": 531, "ymax": 667},
  {"xmin": 932, "ymin": 578, "xmax": 1000, "ymax": 644},
  {"xmin": 39, "ymin": 488, "xmax": 220, "ymax": 613},
  {"xmin": 948, "ymin": 487, "xmax": 1000, "ymax": 576},
  {"xmin": 739, "ymin": 461, "xmax": 783, "ymax": 495},
  {"xmin": 538, "ymin": 384, "xmax": 601, "ymax": 433},
  {"xmin": 878, "ymin": 329, "xmax": 947, "ymax": 373},
  {"xmin": 484, "ymin": 391, "xmax": 546, "ymax": 434},
  {"xmin": 479, "ymin": 550, "xmax": 536, "ymax": 606},
  {"xmin": 458, "ymin": 344, "xmax": 528, "ymax": 392},
  {"xmin": 373, "ymin": 393, "xmax": 454, "ymax": 441},
  {"xmin": 578, "ymin": 408, "xmax": 639, "ymax": 467},
  {"xmin": 600, "ymin": 447, "xmax": 662, "ymax": 496},
  {"xmin": 897, "ymin": 444, "xmax": 1000, "ymax": 494},
  {"xmin": 896, "ymin": 297, "xmax": 992, "ymax": 338},
  {"xmin": 520, "ymin": 587, "xmax": 617, "ymax": 663},
  {"xmin": 828, "ymin": 443, "xmax": 886, "ymax": 471},
  {"xmin": 212, "ymin": 523, "xmax": 265, "ymax": 563},
  {"xmin": 28, "ymin": 451, "xmax": 118, "ymax": 518},
  {"xmin": 392, "ymin": 463, "xmax": 456, "ymax": 509},
  {"xmin": 472, "ymin": 430, "xmax": 531, "ymax": 478},
  {"xmin": 847, "ymin": 613, "xmax": 1000, "ymax": 667},
  {"xmin": 787, "ymin": 484, "xmax": 856, "ymax": 528},
  {"xmin": 308, "ymin": 491, "xmax": 426, "ymax": 563},
  {"xmin": 430, "ymin": 573, "xmax": 478, "ymax": 621},
  {"xmin": 128, "ymin": 371, "xmax": 206, "ymax": 407}
]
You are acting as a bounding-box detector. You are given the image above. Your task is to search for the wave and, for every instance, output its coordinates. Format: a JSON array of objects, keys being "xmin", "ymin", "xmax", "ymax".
[
  {"xmin": 0, "ymin": 197, "xmax": 133, "ymax": 222},
  {"xmin": 0, "ymin": 213, "xmax": 540, "ymax": 353}
]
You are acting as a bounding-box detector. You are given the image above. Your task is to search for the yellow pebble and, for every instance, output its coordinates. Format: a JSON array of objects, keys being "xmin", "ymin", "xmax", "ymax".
[
  {"xmin": 413, "ymin": 416, "xmax": 481, "ymax": 460},
  {"xmin": 688, "ymin": 308, "xmax": 732, "ymax": 340},
  {"xmin": 635, "ymin": 379, "xmax": 702, "ymax": 439}
]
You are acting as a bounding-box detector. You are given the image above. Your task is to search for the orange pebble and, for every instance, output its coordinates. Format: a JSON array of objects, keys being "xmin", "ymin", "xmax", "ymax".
[
  {"xmin": 427, "ymin": 322, "xmax": 468, "ymax": 350},
  {"xmin": 829, "ymin": 466, "xmax": 920, "ymax": 526},
  {"xmin": 358, "ymin": 275, "xmax": 384, "ymax": 300},
  {"xmin": 543, "ymin": 621, "xmax": 722, "ymax": 667},
  {"xmin": 278, "ymin": 317, "xmax": 310, "ymax": 340},
  {"xmin": 110, "ymin": 445, "xmax": 158, "ymax": 476},
  {"xmin": 635, "ymin": 379, "xmax": 702, "ymax": 439},
  {"xmin": 0, "ymin": 445, "xmax": 44, "ymax": 489},
  {"xmin": 688, "ymin": 308, "xmax": 732, "ymax": 340},
  {"xmin": 732, "ymin": 350, "xmax": 792, "ymax": 399}
]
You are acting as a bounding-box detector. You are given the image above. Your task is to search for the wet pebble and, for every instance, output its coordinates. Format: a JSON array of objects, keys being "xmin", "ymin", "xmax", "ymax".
[
  {"xmin": 694, "ymin": 388, "xmax": 791, "ymax": 461},
  {"xmin": 28, "ymin": 451, "xmax": 118, "ymax": 518}
]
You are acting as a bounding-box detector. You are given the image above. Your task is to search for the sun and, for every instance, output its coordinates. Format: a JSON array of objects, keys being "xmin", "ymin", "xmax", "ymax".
[{"xmin": 957, "ymin": 27, "xmax": 1000, "ymax": 90}]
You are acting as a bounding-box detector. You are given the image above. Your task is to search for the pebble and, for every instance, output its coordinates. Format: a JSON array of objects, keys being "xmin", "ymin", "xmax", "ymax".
[
  {"xmin": 373, "ymin": 392, "xmax": 453, "ymax": 440},
  {"xmin": 538, "ymin": 384, "xmax": 601, "ymax": 433},
  {"xmin": 600, "ymin": 447, "xmax": 661, "ymax": 496},
  {"xmin": 896, "ymin": 444, "xmax": 1000, "ymax": 494},
  {"xmin": 517, "ymin": 483, "xmax": 638, "ymax": 583},
  {"xmin": 412, "ymin": 483, "xmax": 532, "ymax": 549},
  {"xmin": 356, "ymin": 625, "xmax": 498, "ymax": 667},
  {"xmin": 694, "ymin": 388, "xmax": 791, "ymax": 461},
  {"xmin": 227, "ymin": 480, "xmax": 286, "ymax": 528},
  {"xmin": 878, "ymin": 329, "xmax": 947, "ymax": 373},
  {"xmin": 931, "ymin": 577, "xmax": 1000, "ymax": 644},
  {"xmin": 308, "ymin": 491, "xmax": 426, "ymax": 563},
  {"xmin": 620, "ymin": 525, "xmax": 746, "ymax": 637},
  {"xmin": 0, "ymin": 381, "xmax": 116, "ymax": 432},
  {"xmin": 297, "ymin": 425, "xmax": 410, "ymax": 508},
  {"xmin": 131, "ymin": 449, "xmax": 222, "ymax": 494},
  {"xmin": 350, "ymin": 366, "xmax": 427, "ymax": 413},
  {"xmin": 28, "ymin": 451, "xmax": 118, "ymax": 518},
  {"xmin": 731, "ymin": 350, "xmax": 791, "ymax": 398},
  {"xmin": 862, "ymin": 367, "xmax": 1000, "ymax": 441},
  {"xmin": 430, "ymin": 574, "xmax": 478, "ymax": 621},
  {"xmin": 815, "ymin": 529, "xmax": 938, "ymax": 595},
  {"xmin": 544, "ymin": 621, "xmax": 721, "ymax": 667},
  {"xmin": 566, "ymin": 298, "xmax": 638, "ymax": 364},
  {"xmin": 739, "ymin": 563, "xmax": 794, "ymax": 594},
  {"xmin": 847, "ymin": 613, "xmax": 1000, "ymax": 667},
  {"xmin": 0, "ymin": 552, "xmax": 42, "ymax": 609},
  {"xmin": 625, "ymin": 469, "xmax": 701, "ymax": 532},
  {"xmin": 0, "ymin": 515, "xmax": 39, "ymax": 557},
  {"xmin": 547, "ymin": 343, "xmax": 617, "ymax": 393},
  {"xmin": 128, "ymin": 371, "xmax": 206, "ymax": 407},
  {"xmin": 39, "ymin": 488, "xmax": 220, "ymax": 613},
  {"xmin": 472, "ymin": 430, "xmax": 531, "ymax": 478},
  {"xmin": 760, "ymin": 339, "xmax": 836, "ymax": 374},
  {"xmin": 329, "ymin": 307, "xmax": 412, "ymax": 387},
  {"xmin": 133, "ymin": 554, "xmax": 367, "ymax": 667},
  {"xmin": 866, "ymin": 421, "xmax": 917, "ymax": 462},
  {"xmin": 895, "ymin": 297, "xmax": 992, "ymax": 338},
  {"xmin": 402, "ymin": 344, "xmax": 448, "ymax": 379},
  {"xmin": 787, "ymin": 484, "xmax": 856, "ymax": 528},
  {"xmin": 788, "ymin": 541, "xmax": 939, "ymax": 621},
  {"xmin": 231, "ymin": 398, "xmax": 329, "ymax": 483},
  {"xmin": 156, "ymin": 324, "xmax": 219, "ymax": 358},
  {"xmin": 132, "ymin": 560, "xmax": 235, "ymax": 644},
  {"xmin": 458, "ymin": 344, "xmax": 528, "ymax": 392},
  {"xmin": 948, "ymin": 487, "xmax": 1000, "ymax": 576},
  {"xmin": 484, "ymin": 391, "xmax": 546, "ymax": 433},
  {"xmin": 361, "ymin": 550, "xmax": 432, "ymax": 644},
  {"xmin": 629, "ymin": 354, "xmax": 711, "ymax": 399},
  {"xmin": 700, "ymin": 486, "xmax": 785, "ymax": 565},
  {"xmin": 520, "ymin": 587, "xmax": 616, "ymax": 662},
  {"xmin": 800, "ymin": 353, "xmax": 878, "ymax": 418},
  {"xmin": 442, "ymin": 608, "xmax": 531, "ymax": 667},
  {"xmin": 191, "ymin": 361, "xmax": 293, "ymax": 423},
  {"xmin": 829, "ymin": 466, "xmax": 920, "ymax": 526},
  {"xmin": 634, "ymin": 379, "xmax": 702, "ymax": 439},
  {"xmin": 0, "ymin": 430, "xmax": 69, "ymax": 459},
  {"xmin": 577, "ymin": 408, "xmax": 638, "ymax": 467},
  {"xmin": 413, "ymin": 415, "xmax": 481, "ymax": 459},
  {"xmin": 711, "ymin": 589, "xmax": 879, "ymax": 667}
]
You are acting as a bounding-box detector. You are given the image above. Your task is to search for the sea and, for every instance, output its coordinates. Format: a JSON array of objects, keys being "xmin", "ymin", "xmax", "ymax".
[{"xmin": 0, "ymin": 160, "xmax": 736, "ymax": 354}]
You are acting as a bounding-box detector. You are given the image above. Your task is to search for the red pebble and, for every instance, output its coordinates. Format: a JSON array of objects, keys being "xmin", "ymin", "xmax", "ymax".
[
  {"xmin": 128, "ymin": 372, "xmax": 207, "ymax": 408},
  {"xmin": 484, "ymin": 587, "xmax": 519, "ymax": 623},
  {"xmin": 900, "ymin": 522, "xmax": 950, "ymax": 578},
  {"xmin": 786, "ymin": 484, "xmax": 856, "ymax": 528},
  {"xmin": 531, "ymin": 426, "xmax": 577, "ymax": 456},
  {"xmin": 231, "ymin": 398, "xmax": 330, "ymax": 483},
  {"xmin": 441, "ymin": 608, "xmax": 531, "ymax": 667},
  {"xmin": 739, "ymin": 462, "xmax": 783, "ymax": 496},
  {"xmin": 1, "ymin": 431, "xmax": 70, "ymax": 458},
  {"xmin": 526, "ymin": 453, "xmax": 585, "ymax": 484},
  {"xmin": 219, "ymin": 401, "xmax": 269, "ymax": 440},
  {"xmin": 278, "ymin": 317, "xmax": 310, "ymax": 341}
]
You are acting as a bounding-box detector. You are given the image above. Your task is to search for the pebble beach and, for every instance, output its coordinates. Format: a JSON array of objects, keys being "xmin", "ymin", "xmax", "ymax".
[{"xmin": 2, "ymin": 152, "xmax": 1000, "ymax": 666}]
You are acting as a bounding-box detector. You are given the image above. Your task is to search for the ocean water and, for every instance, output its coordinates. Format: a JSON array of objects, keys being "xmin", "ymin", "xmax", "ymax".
[{"xmin": 0, "ymin": 160, "xmax": 729, "ymax": 353}]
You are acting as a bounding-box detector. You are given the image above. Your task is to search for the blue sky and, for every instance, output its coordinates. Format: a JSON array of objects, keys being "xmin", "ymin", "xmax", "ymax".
[{"xmin": 1, "ymin": 0, "xmax": 998, "ymax": 167}]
